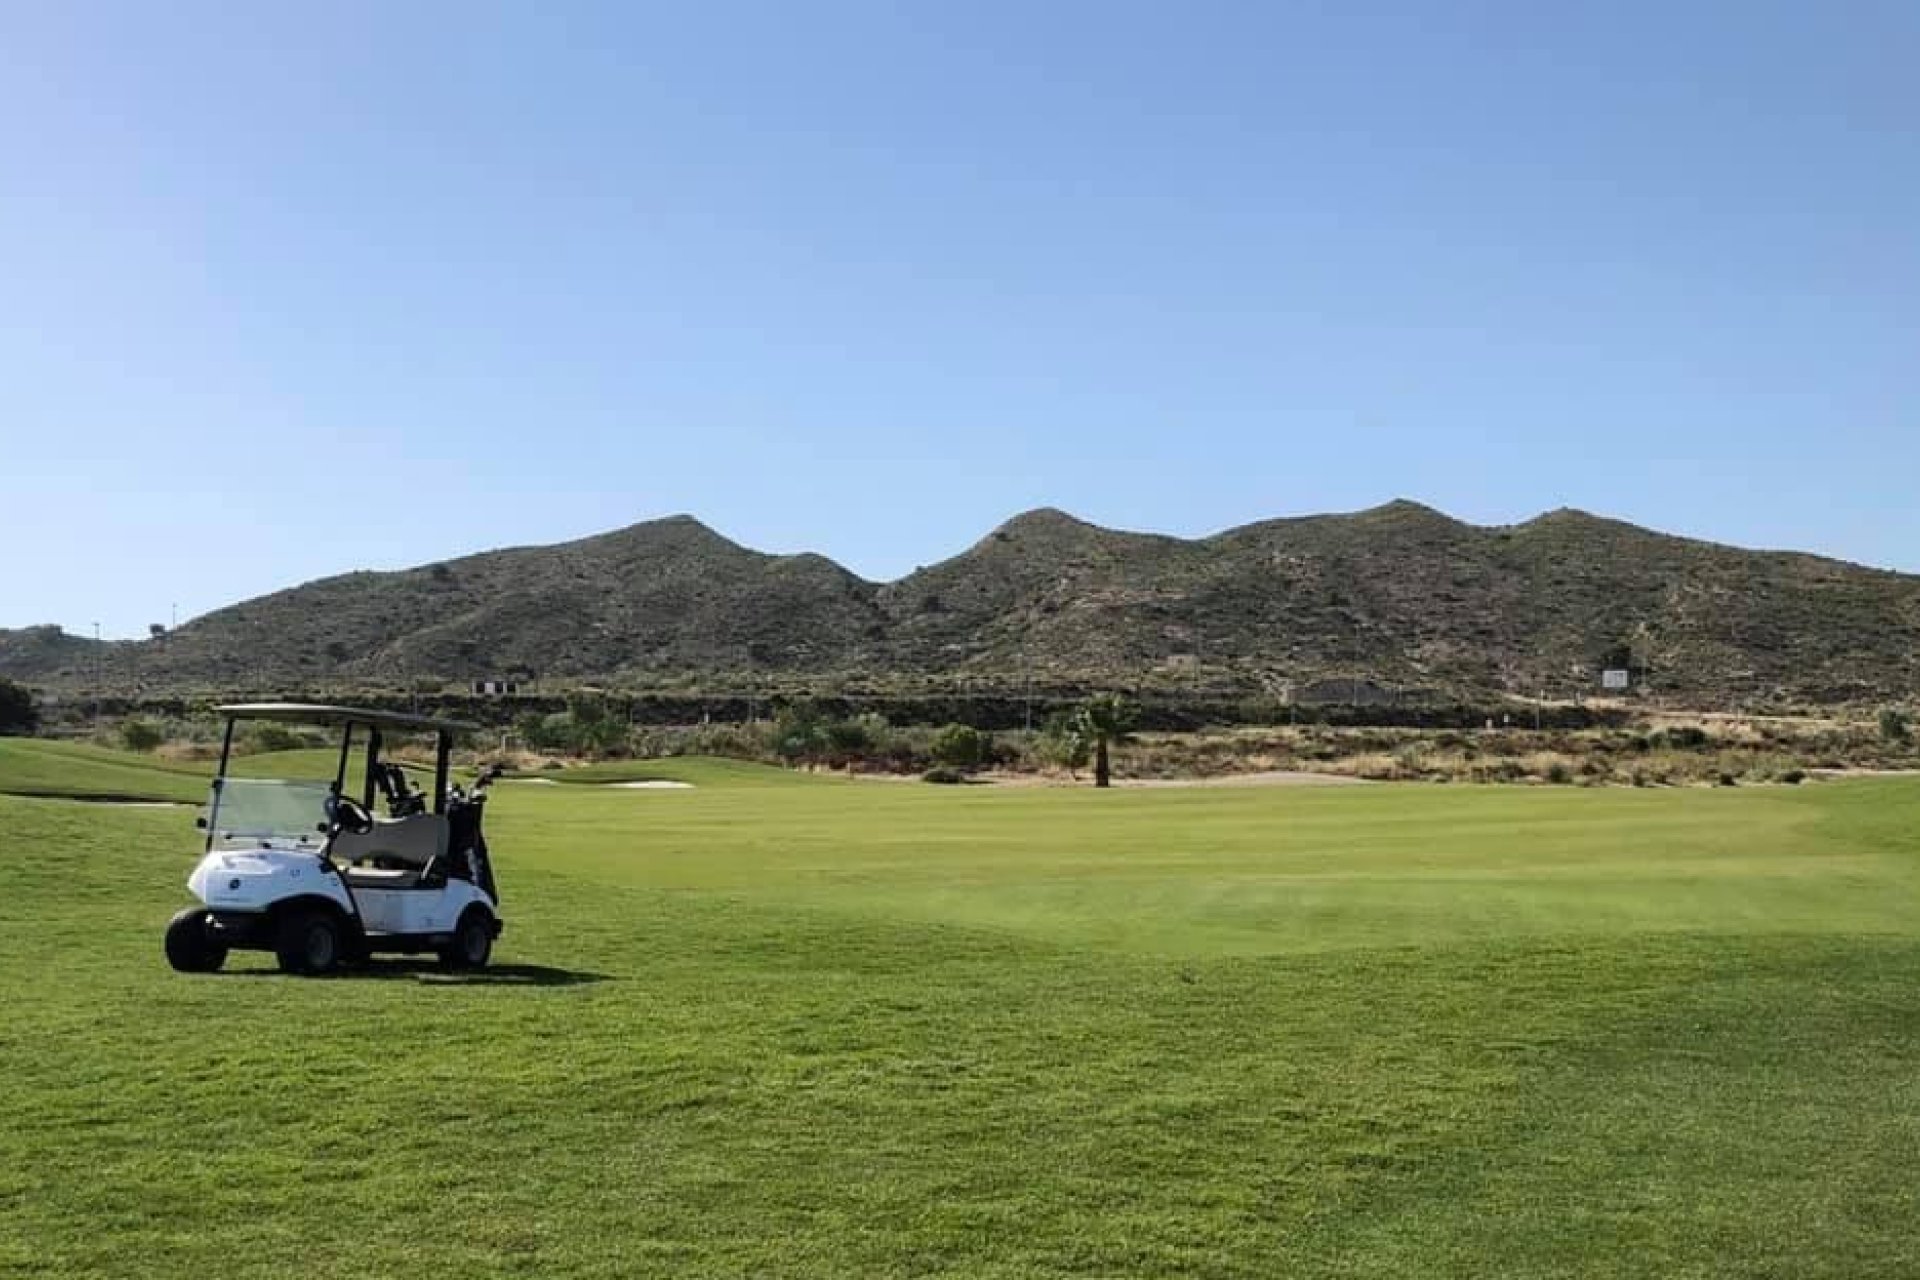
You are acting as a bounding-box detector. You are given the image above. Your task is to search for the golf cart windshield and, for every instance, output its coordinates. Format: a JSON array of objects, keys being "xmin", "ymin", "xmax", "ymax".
[{"xmin": 205, "ymin": 778, "xmax": 332, "ymax": 850}]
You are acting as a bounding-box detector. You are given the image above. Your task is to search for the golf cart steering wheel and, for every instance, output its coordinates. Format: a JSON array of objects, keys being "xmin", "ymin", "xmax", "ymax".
[{"xmin": 328, "ymin": 795, "xmax": 375, "ymax": 836}]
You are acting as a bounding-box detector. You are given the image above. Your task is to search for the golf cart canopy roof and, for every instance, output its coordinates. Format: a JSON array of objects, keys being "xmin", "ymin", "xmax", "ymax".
[{"xmin": 215, "ymin": 703, "xmax": 476, "ymax": 734}]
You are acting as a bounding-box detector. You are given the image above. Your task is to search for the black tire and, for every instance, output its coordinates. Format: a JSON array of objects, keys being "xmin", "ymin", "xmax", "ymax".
[
  {"xmin": 165, "ymin": 907, "xmax": 227, "ymax": 973},
  {"xmin": 440, "ymin": 908, "xmax": 494, "ymax": 970},
  {"xmin": 275, "ymin": 906, "xmax": 344, "ymax": 976}
]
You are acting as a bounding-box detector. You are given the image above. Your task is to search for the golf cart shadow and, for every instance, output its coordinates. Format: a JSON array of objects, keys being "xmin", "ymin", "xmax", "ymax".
[
  {"xmin": 353, "ymin": 959, "xmax": 611, "ymax": 986},
  {"xmin": 225, "ymin": 959, "xmax": 610, "ymax": 986}
]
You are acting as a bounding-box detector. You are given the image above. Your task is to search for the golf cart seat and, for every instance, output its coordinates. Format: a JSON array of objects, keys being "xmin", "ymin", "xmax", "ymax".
[{"xmin": 335, "ymin": 814, "xmax": 449, "ymax": 886}]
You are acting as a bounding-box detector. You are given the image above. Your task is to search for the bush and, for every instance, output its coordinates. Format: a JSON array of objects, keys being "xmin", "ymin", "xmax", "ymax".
[
  {"xmin": 921, "ymin": 766, "xmax": 968, "ymax": 785},
  {"xmin": 1780, "ymin": 768, "xmax": 1807, "ymax": 786},
  {"xmin": 248, "ymin": 723, "xmax": 308, "ymax": 753},
  {"xmin": 517, "ymin": 701, "xmax": 629, "ymax": 757},
  {"xmin": 519, "ymin": 711, "xmax": 577, "ymax": 754},
  {"xmin": 1036, "ymin": 712, "xmax": 1091, "ymax": 775},
  {"xmin": 768, "ymin": 705, "xmax": 828, "ymax": 766},
  {"xmin": 930, "ymin": 723, "xmax": 990, "ymax": 770},
  {"xmin": 119, "ymin": 718, "xmax": 165, "ymax": 753},
  {"xmin": 823, "ymin": 716, "xmax": 873, "ymax": 757},
  {"xmin": 820, "ymin": 713, "xmax": 894, "ymax": 768},
  {"xmin": 0, "ymin": 678, "xmax": 38, "ymax": 735},
  {"xmin": 1394, "ymin": 743, "xmax": 1428, "ymax": 777},
  {"xmin": 565, "ymin": 696, "xmax": 629, "ymax": 757},
  {"xmin": 1879, "ymin": 708, "xmax": 1911, "ymax": 744},
  {"xmin": 1655, "ymin": 726, "xmax": 1711, "ymax": 751}
]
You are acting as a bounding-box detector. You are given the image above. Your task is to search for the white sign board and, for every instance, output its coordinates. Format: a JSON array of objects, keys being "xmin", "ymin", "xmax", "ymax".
[{"xmin": 1601, "ymin": 668, "xmax": 1631, "ymax": 691}]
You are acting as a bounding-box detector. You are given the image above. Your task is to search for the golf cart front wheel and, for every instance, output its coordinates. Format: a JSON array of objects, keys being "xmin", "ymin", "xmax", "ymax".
[
  {"xmin": 275, "ymin": 907, "xmax": 344, "ymax": 976},
  {"xmin": 165, "ymin": 907, "xmax": 227, "ymax": 973},
  {"xmin": 441, "ymin": 909, "xmax": 494, "ymax": 970}
]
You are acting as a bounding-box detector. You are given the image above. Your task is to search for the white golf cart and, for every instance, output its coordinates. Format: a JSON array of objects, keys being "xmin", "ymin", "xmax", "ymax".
[{"xmin": 165, "ymin": 703, "xmax": 504, "ymax": 976}]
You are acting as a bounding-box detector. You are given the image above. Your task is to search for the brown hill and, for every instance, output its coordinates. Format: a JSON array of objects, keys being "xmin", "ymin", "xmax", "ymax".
[{"xmin": 8, "ymin": 503, "xmax": 1920, "ymax": 706}]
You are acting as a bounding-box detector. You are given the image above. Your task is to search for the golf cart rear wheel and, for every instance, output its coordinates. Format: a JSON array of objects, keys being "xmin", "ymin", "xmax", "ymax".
[
  {"xmin": 441, "ymin": 908, "xmax": 494, "ymax": 970},
  {"xmin": 275, "ymin": 907, "xmax": 344, "ymax": 976},
  {"xmin": 165, "ymin": 907, "xmax": 227, "ymax": 973}
]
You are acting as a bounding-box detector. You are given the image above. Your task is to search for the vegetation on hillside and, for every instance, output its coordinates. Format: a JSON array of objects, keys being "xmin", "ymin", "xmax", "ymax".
[{"xmin": 10, "ymin": 502, "xmax": 1920, "ymax": 706}]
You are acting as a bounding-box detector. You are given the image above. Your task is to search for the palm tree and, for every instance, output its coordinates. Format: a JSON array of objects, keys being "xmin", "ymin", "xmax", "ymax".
[{"xmin": 1075, "ymin": 694, "xmax": 1137, "ymax": 789}]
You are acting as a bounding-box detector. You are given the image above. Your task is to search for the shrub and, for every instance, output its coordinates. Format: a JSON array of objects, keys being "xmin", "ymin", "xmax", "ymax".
[
  {"xmin": 1879, "ymin": 708, "xmax": 1911, "ymax": 744},
  {"xmin": 0, "ymin": 678, "xmax": 38, "ymax": 735},
  {"xmin": 921, "ymin": 766, "xmax": 968, "ymax": 785},
  {"xmin": 1393, "ymin": 743, "xmax": 1428, "ymax": 777},
  {"xmin": 247, "ymin": 723, "xmax": 308, "ymax": 753},
  {"xmin": 822, "ymin": 716, "xmax": 872, "ymax": 756},
  {"xmin": 822, "ymin": 713, "xmax": 894, "ymax": 768},
  {"xmin": 1036, "ymin": 712, "xmax": 1091, "ymax": 775},
  {"xmin": 519, "ymin": 711, "xmax": 576, "ymax": 754},
  {"xmin": 1544, "ymin": 761, "xmax": 1572, "ymax": 785},
  {"xmin": 768, "ymin": 705, "xmax": 829, "ymax": 766},
  {"xmin": 119, "ymin": 717, "xmax": 165, "ymax": 753},
  {"xmin": 930, "ymin": 723, "xmax": 990, "ymax": 770},
  {"xmin": 1655, "ymin": 726, "xmax": 1711, "ymax": 751},
  {"xmin": 517, "ymin": 700, "xmax": 630, "ymax": 758},
  {"xmin": 1780, "ymin": 768, "xmax": 1807, "ymax": 786},
  {"xmin": 686, "ymin": 723, "xmax": 774, "ymax": 761},
  {"xmin": 565, "ymin": 696, "xmax": 629, "ymax": 757}
]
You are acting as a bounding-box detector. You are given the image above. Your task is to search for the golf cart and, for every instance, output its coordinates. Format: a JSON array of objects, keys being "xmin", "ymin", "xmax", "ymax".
[{"xmin": 165, "ymin": 703, "xmax": 504, "ymax": 976}]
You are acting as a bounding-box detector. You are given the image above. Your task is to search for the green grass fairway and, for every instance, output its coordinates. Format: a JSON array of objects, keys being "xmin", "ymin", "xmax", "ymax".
[
  {"xmin": 0, "ymin": 738, "xmax": 209, "ymax": 803},
  {"xmin": 541, "ymin": 754, "xmax": 833, "ymax": 787},
  {"xmin": 1, "ymin": 747, "xmax": 1917, "ymax": 1277}
]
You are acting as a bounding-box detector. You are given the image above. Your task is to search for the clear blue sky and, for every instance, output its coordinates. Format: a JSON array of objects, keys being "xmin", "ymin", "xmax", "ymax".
[{"xmin": 3, "ymin": 2, "xmax": 1916, "ymax": 638}]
